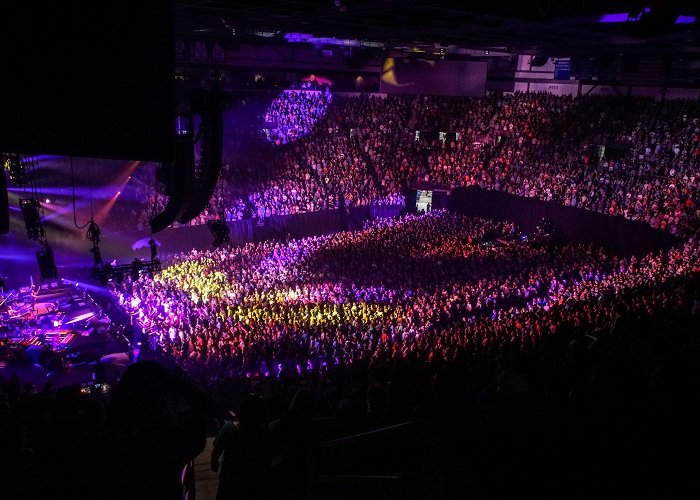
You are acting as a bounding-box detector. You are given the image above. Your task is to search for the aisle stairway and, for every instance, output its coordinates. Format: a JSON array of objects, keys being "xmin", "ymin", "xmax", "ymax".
[{"xmin": 192, "ymin": 437, "xmax": 218, "ymax": 500}]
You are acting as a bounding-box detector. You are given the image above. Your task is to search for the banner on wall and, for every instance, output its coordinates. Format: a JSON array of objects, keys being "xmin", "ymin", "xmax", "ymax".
[{"xmin": 554, "ymin": 58, "xmax": 571, "ymax": 80}]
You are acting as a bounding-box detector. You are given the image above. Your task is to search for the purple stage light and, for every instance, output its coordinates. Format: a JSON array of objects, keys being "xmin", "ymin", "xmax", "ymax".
[
  {"xmin": 284, "ymin": 33, "xmax": 384, "ymax": 49},
  {"xmin": 0, "ymin": 251, "xmax": 35, "ymax": 263},
  {"xmin": 675, "ymin": 15, "xmax": 696, "ymax": 24},
  {"xmin": 598, "ymin": 13, "xmax": 630, "ymax": 23},
  {"xmin": 599, "ymin": 8, "xmax": 651, "ymax": 23},
  {"xmin": 284, "ymin": 32, "xmax": 313, "ymax": 43},
  {"xmin": 22, "ymin": 155, "xmax": 63, "ymax": 163}
]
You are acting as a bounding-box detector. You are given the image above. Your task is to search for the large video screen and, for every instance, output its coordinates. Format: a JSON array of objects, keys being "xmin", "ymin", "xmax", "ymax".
[{"xmin": 416, "ymin": 190, "xmax": 433, "ymax": 213}]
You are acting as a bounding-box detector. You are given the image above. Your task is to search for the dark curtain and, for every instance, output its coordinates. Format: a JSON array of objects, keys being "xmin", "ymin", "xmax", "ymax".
[
  {"xmin": 452, "ymin": 186, "xmax": 679, "ymax": 256},
  {"xmin": 154, "ymin": 220, "xmax": 253, "ymax": 254}
]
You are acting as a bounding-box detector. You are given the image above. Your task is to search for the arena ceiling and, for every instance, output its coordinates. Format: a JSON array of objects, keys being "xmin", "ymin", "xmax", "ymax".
[{"xmin": 174, "ymin": 0, "xmax": 700, "ymax": 58}]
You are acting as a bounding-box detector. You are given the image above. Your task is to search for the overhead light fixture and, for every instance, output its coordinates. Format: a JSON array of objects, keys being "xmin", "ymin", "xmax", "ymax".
[
  {"xmin": 4, "ymin": 153, "xmax": 27, "ymax": 186},
  {"xmin": 19, "ymin": 198, "xmax": 44, "ymax": 240},
  {"xmin": 675, "ymin": 15, "xmax": 696, "ymax": 24}
]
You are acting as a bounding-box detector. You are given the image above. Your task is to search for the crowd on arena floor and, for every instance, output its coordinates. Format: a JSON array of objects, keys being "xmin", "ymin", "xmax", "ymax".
[
  {"xmin": 112, "ymin": 211, "xmax": 700, "ymax": 391},
  {"xmin": 103, "ymin": 209, "xmax": 700, "ymax": 497},
  {"xmin": 4, "ymin": 211, "xmax": 700, "ymax": 498}
]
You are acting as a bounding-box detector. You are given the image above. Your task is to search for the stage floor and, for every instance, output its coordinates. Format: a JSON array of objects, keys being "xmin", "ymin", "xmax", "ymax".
[{"xmin": 0, "ymin": 279, "xmax": 133, "ymax": 389}]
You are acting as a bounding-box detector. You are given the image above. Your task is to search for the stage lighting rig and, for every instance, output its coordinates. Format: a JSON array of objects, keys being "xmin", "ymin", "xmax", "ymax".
[
  {"xmin": 93, "ymin": 259, "xmax": 161, "ymax": 286},
  {"xmin": 86, "ymin": 218, "xmax": 101, "ymax": 245},
  {"xmin": 85, "ymin": 218, "xmax": 104, "ymax": 268},
  {"xmin": 19, "ymin": 198, "xmax": 45, "ymax": 240},
  {"xmin": 3, "ymin": 153, "xmax": 26, "ymax": 186}
]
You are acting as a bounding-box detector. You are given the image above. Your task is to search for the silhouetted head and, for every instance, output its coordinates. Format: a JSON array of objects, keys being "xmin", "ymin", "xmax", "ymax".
[
  {"xmin": 289, "ymin": 388, "xmax": 313, "ymax": 419},
  {"xmin": 52, "ymin": 385, "xmax": 82, "ymax": 420},
  {"xmin": 106, "ymin": 360, "xmax": 175, "ymax": 426},
  {"xmin": 366, "ymin": 385, "xmax": 387, "ymax": 415},
  {"xmin": 239, "ymin": 393, "xmax": 267, "ymax": 428}
]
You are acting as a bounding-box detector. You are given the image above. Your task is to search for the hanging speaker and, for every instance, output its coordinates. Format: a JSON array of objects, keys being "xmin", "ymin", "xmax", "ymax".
[
  {"xmin": 0, "ymin": 168, "xmax": 8, "ymax": 234},
  {"xmin": 19, "ymin": 198, "xmax": 44, "ymax": 240},
  {"xmin": 177, "ymin": 84, "xmax": 224, "ymax": 224},
  {"xmin": 36, "ymin": 242, "xmax": 58, "ymax": 281},
  {"xmin": 206, "ymin": 219, "xmax": 230, "ymax": 247}
]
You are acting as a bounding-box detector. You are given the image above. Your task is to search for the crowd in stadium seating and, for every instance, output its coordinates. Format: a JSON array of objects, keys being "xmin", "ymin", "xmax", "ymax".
[
  {"xmin": 419, "ymin": 94, "xmax": 700, "ymax": 236},
  {"xmin": 264, "ymin": 88, "xmax": 333, "ymax": 145},
  {"xmin": 118, "ymin": 91, "xmax": 699, "ymax": 238}
]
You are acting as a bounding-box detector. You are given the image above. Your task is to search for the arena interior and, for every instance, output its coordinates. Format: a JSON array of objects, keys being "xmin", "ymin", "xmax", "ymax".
[{"xmin": 1, "ymin": 2, "xmax": 700, "ymax": 499}]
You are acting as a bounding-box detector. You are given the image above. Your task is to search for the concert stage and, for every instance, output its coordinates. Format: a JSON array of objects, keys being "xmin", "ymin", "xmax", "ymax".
[{"xmin": 0, "ymin": 279, "xmax": 132, "ymax": 387}]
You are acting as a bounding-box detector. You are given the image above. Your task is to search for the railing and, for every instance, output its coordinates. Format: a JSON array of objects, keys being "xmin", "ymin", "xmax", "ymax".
[
  {"xmin": 314, "ymin": 421, "xmax": 423, "ymax": 500},
  {"xmin": 320, "ymin": 421, "xmax": 413, "ymax": 450},
  {"xmin": 313, "ymin": 472, "xmax": 423, "ymax": 500},
  {"xmin": 182, "ymin": 460, "xmax": 196, "ymax": 500}
]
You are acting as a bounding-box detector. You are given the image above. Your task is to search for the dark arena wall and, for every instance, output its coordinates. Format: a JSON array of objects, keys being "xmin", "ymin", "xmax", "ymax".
[
  {"xmin": 381, "ymin": 59, "xmax": 488, "ymax": 97},
  {"xmin": 451, "ymin": 186, "xmax": 680, "ymax": 256}
]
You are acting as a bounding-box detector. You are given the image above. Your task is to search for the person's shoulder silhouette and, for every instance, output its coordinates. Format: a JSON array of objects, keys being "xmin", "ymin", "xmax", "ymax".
[
  {"xmin": 211, "ymin": 394, "xmax": 271, "ymax": 500},
  {"xmin": 100, "ymin": 361, "xmax": 206, "ymax": 500},
  {"xmin": 269, "ymin": 388, "xmax": 315, "ymax": 500}
]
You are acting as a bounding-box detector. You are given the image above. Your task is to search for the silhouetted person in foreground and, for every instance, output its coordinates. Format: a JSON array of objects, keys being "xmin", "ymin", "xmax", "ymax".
[
  {"xmin": 211, "ymin": 394, "xmax": 271, "ymax": 500},
  {"xmin": 269, "ymin": 388, "xmax": 315, "ymax": 500},
  {"xmin": 31, "ymin": 385, "xmax": 102, "ymax": 500},
  {"xmin": 100, "ymin": 361, "xmax": 206, "ymax": 499},
  {"xmin": 362, "ymin": 384, "xmax": 389, "ymax": 431}
]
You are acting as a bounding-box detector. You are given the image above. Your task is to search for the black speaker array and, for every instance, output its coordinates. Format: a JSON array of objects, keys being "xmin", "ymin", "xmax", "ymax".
[
  {"xmin": 149, "ymin": 132, "xmax": 195, "ymax": 233},
  {"xmin": 36, "ymin": 242, "xmax": 58, "ymax": 281},
  {"xmin": 0, "ymin": 168, "xmax": 8, "ymax": 234},
  {"xmin": 178, "ymin": 86, "xmax": 225, "ymax": 224},
  {"xmin": 150, "ymin": 85, "xmax": 224, "ymax": 233},
  {"xmin": 19, "ymin": 198, "xmax": 44, "ymax": 240},
  {"xmin": 206, "ymin": 219, "xmax": 230, "ymax": 248}
]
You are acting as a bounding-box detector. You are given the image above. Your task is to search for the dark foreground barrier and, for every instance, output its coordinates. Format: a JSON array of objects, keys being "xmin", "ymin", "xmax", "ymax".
[
  {"xmin": 139, "ymin": 189, "xmax": 678, "ymax": 258},
  {"xmin": 150, "ymin": 205, "xmax": 405, "ymax": 255},
  {"xmin": 314, "ymin": 422, "xmax": 423, "ymax": 500},
  {"xmin": 450, "ymin": 186, "xmax": 680, "ymax": 256}
]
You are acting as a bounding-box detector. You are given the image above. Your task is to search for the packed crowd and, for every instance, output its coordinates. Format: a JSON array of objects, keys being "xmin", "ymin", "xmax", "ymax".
[
  {"xmin": 112, "ymin": 211, "xmax": 700, "ymax": 392},
  {"xmin": 420, "ymin": 94, "xmax": 700, "ymax": 236},
  {"xmin": 102, "ymin": 209, "xmax": 700, "ymax": 496},
  {"xmin": 7, "ymin": 89, "xmax": 700, "ymax": 499},
  {"xmin": 264, "ymin": 88, "xmax": 333, "ymax": 145},
  {"xmin": 3, "ymin": 210, "xmax": 699, "ymax": 498},
  {"xmin": 116, "ymin": 91, "xmax": 699, "ymax": 238}
]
